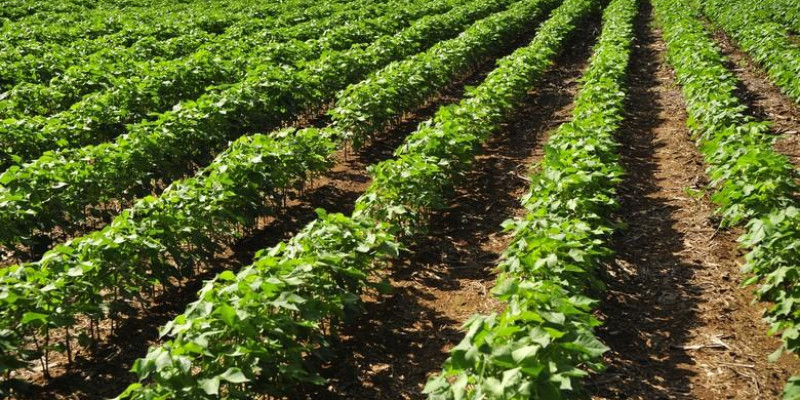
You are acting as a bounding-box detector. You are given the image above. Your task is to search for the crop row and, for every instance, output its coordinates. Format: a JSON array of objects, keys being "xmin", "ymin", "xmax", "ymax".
[
  {"xmin": 701, "ymin": 0, "xmax": 800, "ymax": 104},
  {"xmin": 0, "ymin": 0, "xmax": 420, "ymax": 165},
  {"xmin": 0, "ymin": 0, "xmax": 95, "ymax": 22},
  {"xmin": 0, "ymin": 0, "xmax": 552, "ymax": 379},
  {"xmin": 0, "ymin": 1, "xmax": 264, "ymax": 89},
  {"xmin": 0, "ymin": 0, "xmax": 510, "ymax": 248},
  {"xmin": 0, "ymin": 0, "xmax": 155, "ymax": 26},
  {"xmin": 424, "ymin": 0, "xmax": 634, "ymax": 397},
  {"xmin": 0, "ymin": 128, "xmax": 338, "ymax": 378},
  {"xmin": 653, "ymin": 0, "xmax": 800, "ymax": 397},
  {"xmin": 0, "ymin": 0, "xmax": 490, "ymax": 249},
  {"xmin": 329, "ymin": 0, "xmax": 560, "ymax": 147},
  {"xmin": 765, "ymin": 0, "xmax": 800, "ymax": 33},
  {"xmin": 1, "ymin": 0, "xmax": 345, "ymax": 48},
  {"xmin": 0, "ymin": 0, "xmax": 353, "ymax": 95},
  {"xmin": 0, "ymin": 0, "xmax": 348, "ymax": 119},
  {"xmin": 0, "ymin": 0, "xmax": 186, "ymax": 24},
  {"xmin": 0, "ymin": 0, "xmax": 258, "ymax": 46},
  {"xmin": 112, "ymin": 0, "xmax": 591, "ymax": 397}
]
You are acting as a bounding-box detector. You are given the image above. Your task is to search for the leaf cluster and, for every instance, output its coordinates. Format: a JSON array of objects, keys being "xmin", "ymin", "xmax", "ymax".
[
  {"xmin": 117, "ymin": 210, "xmax": 399, "ymax": 399},
  {"xmin": 0, "ymin": 0, "xmax": 267, "ymax": 88},
  {"xmin": 0, "ymin": 0, "xmax": 351, "ymax": 120},
  {"xmin": 357, "ymin": 0, "xmax": 597, "ymax": 235},
  {"xmin": 764, "ymin": 0, "xmax": 800, "ymax": 33},
  {"xmin": 329, "ymin": 0, "xmax": 560, "ymax": 148},
  {"xmin": 0, "ymin": 128, "xmax": 336, "ymax": 375},
  {"xmin": 0, "ymin": 0, "xmax": 521, "ymax": 380}
]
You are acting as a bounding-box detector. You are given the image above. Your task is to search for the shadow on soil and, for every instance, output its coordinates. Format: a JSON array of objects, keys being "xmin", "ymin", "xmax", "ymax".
[{"xmin": 589, "ymin": 2, "xmax": 702, "ymax": 398}]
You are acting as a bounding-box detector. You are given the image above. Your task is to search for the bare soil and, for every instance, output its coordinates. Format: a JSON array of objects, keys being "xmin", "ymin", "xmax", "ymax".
[{"xmin": 589, "ymin": 3, "xmax": 800, "ymax": 399}]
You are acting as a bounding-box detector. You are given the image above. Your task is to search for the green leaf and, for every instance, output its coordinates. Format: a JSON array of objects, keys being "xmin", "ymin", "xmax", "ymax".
[
  {"xmin": 200, "ymin": 376, "xmax": 220, "ymax": 395},
  {"xmin": 214, "ymin": 304, "xmax": 237, "ymax": 326},
  {"xmin": 21, "ymin": 312, "xmax": 48, "ymax": 325},
  {"xmin": 219, "ymin": 270, "xmax": 236, "ymax": 281},
  {"xmin": 220, "ymin": 367, "xmax": 250, "ymax": 383}
]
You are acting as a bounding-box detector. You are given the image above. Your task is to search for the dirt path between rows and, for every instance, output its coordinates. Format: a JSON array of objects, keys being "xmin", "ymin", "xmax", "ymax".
[
  {"xmin": 590, "ymin": 2, "xmax": 800, "ymax": 399},
  {"xmin": 708, "ymin": 24, "xmax": 800, "ymax": 169},
  {"xmin": 295, "ymin": 17, "xmax": 601, "ymax": 400}
]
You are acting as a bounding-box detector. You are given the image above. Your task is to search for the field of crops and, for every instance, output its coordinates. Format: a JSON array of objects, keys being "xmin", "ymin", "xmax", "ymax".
[{"xmin": 0, "ymin": 0, "xmax": 798, "ymax": 398}]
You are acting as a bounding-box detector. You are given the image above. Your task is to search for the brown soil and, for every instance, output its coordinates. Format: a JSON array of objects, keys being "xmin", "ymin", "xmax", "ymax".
[
  {"xmin": 708, "ymin": 23, "xmax": 800, "ymax": 169},
  {"xmin": 590, "ymin": 3, "xmax": 800, "ymax": 399},
  {"xmin": 295, "ymin": 17, "xmax": 600, "ymax": 400}
]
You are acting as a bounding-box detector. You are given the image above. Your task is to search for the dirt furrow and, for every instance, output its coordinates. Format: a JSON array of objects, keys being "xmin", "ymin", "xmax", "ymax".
[
  {"xmin": 590, "ymin": 3, "xmax": 800, "ymax": 399},
  {"xmin": 708, "ymin": 25, "xmax": 800, "ymax": 168},
  {"xmin": 295, "ymin": 19, "xmax": 601, "ymax": 400}
]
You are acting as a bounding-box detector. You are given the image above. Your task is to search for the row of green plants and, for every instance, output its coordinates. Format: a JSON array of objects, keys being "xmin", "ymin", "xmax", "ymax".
[
  {"xmin": 0, "ymin": 128, "xmax": 337, "ymax": 378},
  {"xmin": 0, "ymin": 0, "xmax": 509, "ymax": 252},
  {"xmin": 0, "ymin": 0, "xmax": 96, "ymax": 22},
  {"xmin": 0, "ymin": 0, "xmax": 360, "ymax": 89},
  {"xmin": 0, "ymin": 0, "xmax": 415, "ymax": 165},
  {"xmin": 0, "ymin": 0, "xmax": 252, "ymax": 46},
  {"xmin": 424, "ymin": 0, "xmax": 634, "ymax": 397},
  {"xmin": 0, "ymin": 0, "xmax": 369, "ymax": 120},
  {"xmin": 0, "ymin": 0, "xmax": 190, "ymax": 25},
  {"xmin": 0, "ymin": 0, "xmax": 304, "ymax": 53},
  {"xmin": 112, "ymin": 0, "xmax": 592, "ymax": 397},
  {"xmin": 330, "ymin": 0, "xmax": 559, "ymax": 147},
  {"xmin": 0, "ymin": 0, "xmax": 163, "ymax": 26},
  {"xmin": 0, "ymin": 25, "xmax": 208, "ymax": 116},
  {"xmin": 0, "ymin": 0, "xmax": 362, "ymax": 92},
  {"xmin": 0, "ymin": 0, "xmax": 263, "ymax": 88},
  {"xmin": 700, "ymin": 0, "xmax": 800, "ymax": 104},
  {"xmin": 764, "ymin": 0, "xmax": 800, "ymax": 33},
  {"xmin": 0, "ymin": 0, "xmax": 545, "ymax": 378},
  {"xmin": 653, "ymin": 0, "xmax": 800, "ymax": 397}
]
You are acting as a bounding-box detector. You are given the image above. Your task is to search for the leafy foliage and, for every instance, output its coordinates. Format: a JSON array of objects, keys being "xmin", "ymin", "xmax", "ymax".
[
  {"xmin": 330, "ymin": 0, "xmax": 559, "ymax": 147},
  {"xmin": 0, "ymin": 0, "xmax": 499, "ymax": 249},
  {"xmin": 785, "ymin": 377, "xmax": 800, "ymax": 400},
  {"xmin": 0, "ymin": 0, "xmax": 265, "ymax": 87},
  {"xmin": 653, "ymin": 0, "xmax": 800, "ymax": 396},
  {"xmin": 763, "ymin": 0, "xmax": 800, "ymax": 33},
  {"xmin": 117, "ymin": 210, "xmax": 401, "ymax": 399},
  {"xmin": 424, "ymin": 0, "xmax": 634, "ymax": 397},
  {"xmin": 0, "ymin": 128, "xmax": 337, "ymax": 375},
  {"xmin": 0, "ymin": 0, "xmax": 352, "ymax": 120},
  {"xmin": 701, "ymin": 0, "xmax": 800, "ymax": 104},
  {"xmin": 358, "ymin": 0, "xmax": 596, "ymax": 233},
  {"xmin": 0, "ymin": 0, "xmax": 449, "ymax": 167},
  {"xmin": 114, "ymin": 0, "xmax": 594, "ymax": 396}
]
